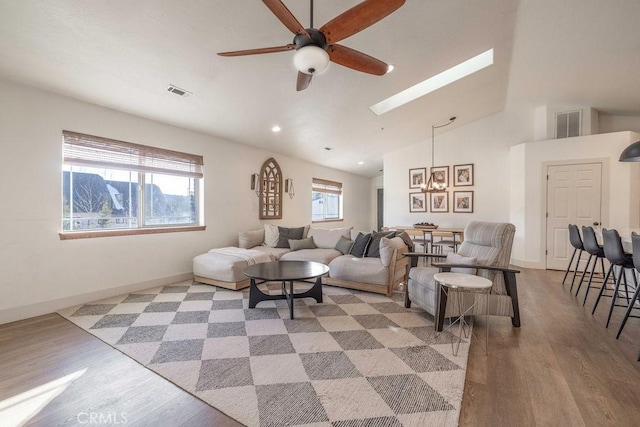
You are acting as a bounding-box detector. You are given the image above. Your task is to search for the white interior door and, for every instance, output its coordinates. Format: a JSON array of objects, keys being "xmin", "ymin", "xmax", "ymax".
[{"xmin": 546, "ymin": 163, "xmax": 602, "ymax": 270}]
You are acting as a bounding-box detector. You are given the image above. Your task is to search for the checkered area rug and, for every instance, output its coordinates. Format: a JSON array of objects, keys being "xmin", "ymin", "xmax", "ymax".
[{"xmin": 58, "ymin": 280, "xmax": 470, "ymax": 427}]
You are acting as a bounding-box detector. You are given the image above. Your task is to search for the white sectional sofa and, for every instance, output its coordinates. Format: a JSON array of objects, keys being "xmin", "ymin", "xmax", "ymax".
[{"xmin": 193, "ymin": 225, "xmax": 410, "ymax": 296}]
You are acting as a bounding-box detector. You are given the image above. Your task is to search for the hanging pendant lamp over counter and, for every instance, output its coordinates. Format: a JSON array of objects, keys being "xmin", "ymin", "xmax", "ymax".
[{"xmin": 619, "ymin": 141, "xmax": 640, "ymax": 162}]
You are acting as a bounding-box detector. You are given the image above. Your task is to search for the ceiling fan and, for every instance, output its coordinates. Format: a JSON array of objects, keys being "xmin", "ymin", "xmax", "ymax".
[{"xmin": 218, "ymin": 0, "xmax": 406, "ymax": 91}]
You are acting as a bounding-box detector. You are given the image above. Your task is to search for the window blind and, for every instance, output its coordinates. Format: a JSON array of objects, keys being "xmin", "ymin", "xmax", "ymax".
[
  {"xmin": 312, "ymin": 178, "xmax": 342, "ymax": 195},
  {"xmin": 62, "ymin": 130, "xmax": 204, "ymax": 178}
]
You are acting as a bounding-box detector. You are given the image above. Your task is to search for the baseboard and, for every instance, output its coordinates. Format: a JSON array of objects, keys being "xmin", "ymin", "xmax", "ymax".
[
  {"xmin": 510, "ymin": 258, "xmax": 545, "ymax": 269},
  {"xmin": 0, "ymin": 272, "xmax": 194, "ymax": 326}
]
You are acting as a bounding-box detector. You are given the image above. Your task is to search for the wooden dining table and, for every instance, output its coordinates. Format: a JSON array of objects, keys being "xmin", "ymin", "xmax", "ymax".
[{"xmin": 389, "ymin": 226, "xmax": 465, "ymax": 252}]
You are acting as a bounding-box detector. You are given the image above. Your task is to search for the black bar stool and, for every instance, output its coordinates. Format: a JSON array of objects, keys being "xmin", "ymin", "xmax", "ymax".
[
  {"xmin": 563, "ymin": 224, "xmax": 584, "ymax": 287},
  {"xmin": 575, "ymin": 226, "xmax": 607, "ymax": 301},
  {"xmin": 615, "ymin": 232, "xmax": 640, "ymax": 339},
  {"xmin": 592, "ymin": 229, "xmax": 630, "ymax": 317}
]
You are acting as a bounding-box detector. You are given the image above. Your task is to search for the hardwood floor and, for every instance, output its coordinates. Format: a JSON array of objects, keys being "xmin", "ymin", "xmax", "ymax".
[
  {"xmin": 461, "ymin": 268, "xmax": 640, "ymax": 426},
  {"xmin": 1, "ymin": 268, "xmax": 639, "ymax": 426}
]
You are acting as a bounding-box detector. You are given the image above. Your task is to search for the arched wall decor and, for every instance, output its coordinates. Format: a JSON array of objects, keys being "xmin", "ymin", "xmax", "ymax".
[{"xmin": 259, "ymin": 157, "xmax": 282, "ymax": 219}]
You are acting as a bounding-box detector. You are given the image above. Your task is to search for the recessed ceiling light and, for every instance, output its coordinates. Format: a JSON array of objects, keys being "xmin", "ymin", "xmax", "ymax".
[
  {"xmin": 370, "ymin": 49, "xmax": 494, "ymax": 116},
  {"xmin": 271, "ymin": 125, "xmax": 281, "ymax": 132},
  {"xmin": 386, "ymin": 64, "xmax": 395, "ymax": 73},
  {"xmin": 358, "ymin": 161, "xmax": 364, "ymax": 165}
]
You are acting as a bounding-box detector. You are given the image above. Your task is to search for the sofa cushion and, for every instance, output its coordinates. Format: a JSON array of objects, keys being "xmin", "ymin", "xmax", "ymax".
[
  {"xmin": 335, "ymin": 236, "xmax": 354, "ymax": 255},
  {"xmin": 446, "ymin": 252, "xmax": 478, "ymax": 275},
  {"xmin": 276, "ymin": 226, "xmax": 305, "ymax": 248},
  {"xmin": 289, "ymin": 237, "xmax": 316, "ymax": 251},
  {"xmin": 264, "ymin": 224, "xmax": 280, "ymax": 247},
  {"xmin": 395, "ymin": 231, "xmax": 415, "ymax": 252},
  {"xmin": 281, "ymin": 248, "xmax": 342, "ymax": 264},
  {"xmin": 251, "ymin": 246, "xmax": 291, "ymax": 260},
  {"xmin": 328, "ymin": 255, "xmax": 388, "ymax": 286},
  {"xmin": 308, "ymin": 227, "xmax": 352, "ymax": 249},
  {"xmin": 379, "ymin": 237, "xmax": 407, "ymax": 268},
  {"xmin": 366, "ymin": 230, "xmax": 395, "ymax": 258},
  {"xmin": 350, "ymin": 232, "xmax": 371, "ymax": 258},
  {"xmin": 194, "ymin": 249, "xmax": 272, "ymax": 283},
  {"xmin": 238, "ymin": 229, "xmax": 265, "ymax": 249}
]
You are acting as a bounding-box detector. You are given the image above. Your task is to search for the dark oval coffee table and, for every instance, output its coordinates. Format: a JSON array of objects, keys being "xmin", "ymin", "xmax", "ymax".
[{"xmin": 244, "ymin": 261, "xmax": 329, "ymax": 319}]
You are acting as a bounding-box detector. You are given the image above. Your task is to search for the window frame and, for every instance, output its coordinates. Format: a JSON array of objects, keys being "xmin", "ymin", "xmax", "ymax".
[
  {"xmin": 60, "ymin": 131, "xmax": 204, "ymax": 239},
  {"xmin": 312, "ymin": 178, "xmax": 344, "ymax": 223}
]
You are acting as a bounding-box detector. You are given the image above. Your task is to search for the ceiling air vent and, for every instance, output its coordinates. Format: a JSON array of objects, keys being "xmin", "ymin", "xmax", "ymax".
[
  {"xmin": 167, "ymin": 84, "xmax": 192, "ymax": 98},
  {"xmin": 555, "ymin": 110, "xmax": 581, "ymax": 139}
]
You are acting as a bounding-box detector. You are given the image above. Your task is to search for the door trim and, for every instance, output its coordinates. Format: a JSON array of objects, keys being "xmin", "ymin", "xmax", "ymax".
[{"xmin": 541, "ymin": 158, "xmax": 609, "ymax": 270}]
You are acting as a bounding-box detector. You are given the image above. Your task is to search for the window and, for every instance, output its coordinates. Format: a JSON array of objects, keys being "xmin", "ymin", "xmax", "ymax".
[
  {"xmin": 312, "ymin": 178, "xmax": 343, "ymax": 222},
  {"xmin": 62, "ymin": 131, "xmax": 203, "ymax": 235}
]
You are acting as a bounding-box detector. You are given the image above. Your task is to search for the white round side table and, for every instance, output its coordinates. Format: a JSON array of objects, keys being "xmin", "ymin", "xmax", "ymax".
[{"xmin": 433, "ymin": 272, "xmax": 492, "ymax": 356}]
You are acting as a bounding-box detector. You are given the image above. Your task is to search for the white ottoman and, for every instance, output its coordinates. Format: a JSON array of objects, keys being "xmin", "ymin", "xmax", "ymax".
[{"xmin": 193, "ymin": 248, "xmax": 272, "ymax": 290}]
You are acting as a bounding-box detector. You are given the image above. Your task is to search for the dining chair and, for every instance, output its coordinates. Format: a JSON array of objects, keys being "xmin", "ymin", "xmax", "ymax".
[
  {"xmin": 592, "ymin": 229, "xmax": 632, "ymax": 319},
  {"xmin": 562, "ymin": 224, "xmax": 584, "ymax": 287},
  {"xmin": 574, "ymin": 226, "xmax": 607, "ymax": 301},
  {"xmin": 615, "ymin": 232, "xmax": 640, "ymax": 339}
]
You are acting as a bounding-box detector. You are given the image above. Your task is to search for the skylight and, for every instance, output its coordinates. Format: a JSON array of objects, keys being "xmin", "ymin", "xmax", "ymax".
[{"xmin": 369, "ymin": 49, "xmax": 494, "ymax": 116}]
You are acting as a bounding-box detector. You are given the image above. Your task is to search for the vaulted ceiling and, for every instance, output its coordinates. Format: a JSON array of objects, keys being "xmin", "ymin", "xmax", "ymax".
[{"xmin": 1, "ymin": 0, "xmax": 638, "ymax": 177}]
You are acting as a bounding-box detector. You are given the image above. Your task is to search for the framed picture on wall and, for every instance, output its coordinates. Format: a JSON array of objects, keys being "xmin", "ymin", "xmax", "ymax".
[
  {"xmin": 409, "ymin": 168, "xmax": 427, "ymax": 189},
  {"xmin": 430, "ymin": 166, "xmax": 449, "ymax": 188},
  {"xmin": 453, "ymin": 191, "xmax": 474, "ymax": 213},
  {"xmin": 430, "ymin": 192, "xmax": 449, "ymax": 213},
  {"xmin": 453, "ymin": 164, "xmax": 474, "ymax": 186},
  {"xmin": 409, "ymin": 192, "xmax": 427, "ymax": 212}
]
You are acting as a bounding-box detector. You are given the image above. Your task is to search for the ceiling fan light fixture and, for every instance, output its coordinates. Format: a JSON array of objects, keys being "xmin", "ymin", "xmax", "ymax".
[{"xmin": 294, "ymin": 45, "xmax": 330, "ymax": 75}]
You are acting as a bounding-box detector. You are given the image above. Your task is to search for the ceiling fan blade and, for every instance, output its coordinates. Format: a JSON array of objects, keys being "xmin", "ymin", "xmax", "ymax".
[
  {"xmin": 328, "ymin": 45, "xmax": 388, "ymax": 75},
  {"xmin": 320, "ymin": 0, "xmax": 405, "ymax": 44},
  {"xmin": 218, "ymin": 44, "xmax": 295, "ymax": 57},
  {"xmin": 297, "ymin": 72, "xmax": 313, "ymax": 91},
  {"xmin": 262, "ymin": 0, "xmax": 310, "ymax": 37}
]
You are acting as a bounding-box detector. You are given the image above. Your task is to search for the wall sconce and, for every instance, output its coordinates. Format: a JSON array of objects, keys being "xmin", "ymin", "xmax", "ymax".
[
  {"xmin": 285, "ymin": 178, "xmax": 295, "ymax": 199},
  {"xmin": 250, "ymin": 173, "xmax": 260, "ymax": 197}
]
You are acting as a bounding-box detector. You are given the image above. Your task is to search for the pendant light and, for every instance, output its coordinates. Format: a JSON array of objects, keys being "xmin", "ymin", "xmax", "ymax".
[
  {"xmin": 422, "ymin": 116, "xmax": 456, "ymax": 193},
  {"xmin": 619, "ymin": 140, "xmax": 640, "ymax": 162}
]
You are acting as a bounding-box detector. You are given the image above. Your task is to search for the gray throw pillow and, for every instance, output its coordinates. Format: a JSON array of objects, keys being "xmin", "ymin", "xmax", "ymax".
[
  {"xmin": 395, "ymin": 231, "xmax": 415, "ymax": 252},
  {"xmin": 349, "ymin": 232, "xmax": 371, "ymax": 258},
  {"xmin": 238, "ymin": 229, "xmax": 264, "ymax": 249},
  {"xmin": 335, "ymin": 235, "xmax": 354, "ymax": 255},
  {"xmin": 366, "ymin": 230, "xmax": 395, "ymax": 258},
  {"xmin": 276, "ymin": 226, "xmax": 305, "ymax": 248},
  {"xmin": 289, "ymin": 237, "xmax": 316, "ymax": 251}
]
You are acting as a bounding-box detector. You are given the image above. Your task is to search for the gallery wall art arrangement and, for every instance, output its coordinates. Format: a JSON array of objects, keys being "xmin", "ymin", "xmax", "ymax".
[{"xmin": 408, "ymin": 164, "xmax": 474, "ymax": 213}]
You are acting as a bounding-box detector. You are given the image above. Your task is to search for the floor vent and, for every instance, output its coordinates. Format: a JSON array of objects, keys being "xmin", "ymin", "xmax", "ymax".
[
  {"xmin": 167, "ymin": 84, "xmax": 192, "ymax": 98},
  {"xmin": 555, "ymin": 110, "xmax": 581, "ymax": 139}
]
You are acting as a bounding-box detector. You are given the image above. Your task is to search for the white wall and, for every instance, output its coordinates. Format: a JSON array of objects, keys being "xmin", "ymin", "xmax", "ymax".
[
  {"xmin": 0, "ymin": 79, "xmax": 372, "ymax": 324},
  {"xmin": 509, "ymin": 131, "xmax": 640, "ymax": 268},
  {"xmin": 383, "ymin": 103, "xmax": 640, "ymax": 270},
  {"xmin": 383, "ymin": 108, "xmax": 533, "ymax": 229},
  {"xmin": 599, "ymin": 114, "xmax": 640, "ymax": 134}
]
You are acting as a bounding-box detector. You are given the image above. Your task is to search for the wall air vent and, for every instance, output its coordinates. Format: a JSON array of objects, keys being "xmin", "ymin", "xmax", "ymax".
[
  {"xmin": 167, "ymin": 84, "xmax": 193, "ymax": 98},
  {"xmin": 555, "ymin": 110, "xmax": 581, "ymax": 139}
]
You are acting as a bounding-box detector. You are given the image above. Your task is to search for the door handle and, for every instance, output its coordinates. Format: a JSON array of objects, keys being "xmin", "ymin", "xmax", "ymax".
[{"xmin": 593, "ymin": 222, "xmax": 600, "ymax": 226}]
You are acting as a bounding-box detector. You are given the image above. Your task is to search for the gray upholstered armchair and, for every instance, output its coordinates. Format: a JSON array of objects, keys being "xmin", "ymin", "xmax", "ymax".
[{"xmin": 404, "ymin": 221, "xmax": 520, "ymax": 331}]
